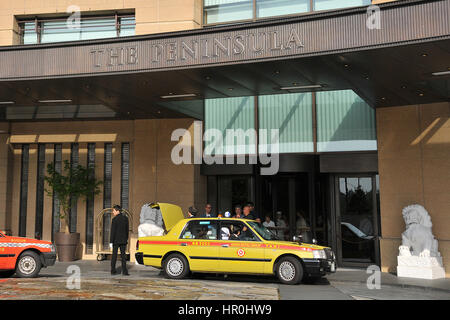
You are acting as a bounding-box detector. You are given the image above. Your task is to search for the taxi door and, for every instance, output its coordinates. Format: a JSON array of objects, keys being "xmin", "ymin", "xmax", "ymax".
[
  {"xmin": 0, "ymin": 232, "xmax": 12, "ymax": 269},
  {"xmin": 179, "ymin": 220, "xmax": 220, "ymax": 272},
  {"xmin": 217, "ymin": 220, "xmax": 266, "ymax": 274}
]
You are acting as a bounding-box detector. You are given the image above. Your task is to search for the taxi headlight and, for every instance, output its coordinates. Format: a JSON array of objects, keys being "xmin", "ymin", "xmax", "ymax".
[
  {"xmin": 313, "ymin": 249, "xmax": 326, "ymax": 259},
  {"xmin": 50, "ymin": 244, "xmax": 56, "ymax": 252}
]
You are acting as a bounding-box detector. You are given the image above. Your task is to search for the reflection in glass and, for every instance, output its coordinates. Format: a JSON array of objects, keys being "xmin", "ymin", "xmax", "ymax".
[
  {"xmin": 22, "ymin": 22, "xmax": 38, "ymax": 44},
  {"xmin": 5, "ymin": 105, "xmax": 116, "ymax": 120},
  {"xmin": 217, "ymin": 176, "xmax": 252, "ymax": 216},
  {"xmin": 21, "ymin": 16, "xmax": 135, "ymax": 44},
  {"xmin": 314, "ymin": 0, "xmax": 371, "ymax": 11},
  {"xmin": 339, "ymin": 177, "xmax": 375, "ymax": 263},
  {"xmin": 256, "ymin": 0, "xmax": 310, "ymax": 18},
  {"xmin": 204, "ymin": 96, "xmax": 256, "ymax": 155},
  {"xmin": 119, "ymin": 16, "xmax": 136, "ymax": 37},
  {"xmin": 204, "ymin": 0, "xmax": 253, "ymax": 24},
  {"xmin": 316, "ymin": 90, "xmax": 377, "ymax": 152},
  {"xmin": 258, "ymin": 93, "xmax": 313, "ymax": 154}
]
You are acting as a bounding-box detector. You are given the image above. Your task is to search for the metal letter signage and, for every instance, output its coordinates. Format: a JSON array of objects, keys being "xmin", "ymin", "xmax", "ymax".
[{"xmin": 88, "ymin": 27, "xmax": 305, "ymax": 70}]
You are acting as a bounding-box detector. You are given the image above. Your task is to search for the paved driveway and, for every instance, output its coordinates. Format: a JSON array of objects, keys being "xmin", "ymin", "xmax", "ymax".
[{"xmin": 1, "ymin": 261, "xmax": 448, "ymax": 300}]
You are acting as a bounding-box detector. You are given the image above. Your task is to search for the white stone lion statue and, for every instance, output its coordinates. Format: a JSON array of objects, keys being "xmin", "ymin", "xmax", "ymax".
[{"xmin": 399, "ymin": 204, "xmax": 439, "ymax": 258}]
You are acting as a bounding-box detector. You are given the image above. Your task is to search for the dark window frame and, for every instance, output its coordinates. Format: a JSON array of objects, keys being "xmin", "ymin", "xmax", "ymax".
[
  {"xmin": 203, "ymin": 0, "xmax": 371, "ymax": 26},
  {"xmin": 179, "ymin": 220, "xmax": 220, "ymax": 240},
  {"xmin": 103, "ymin": 143, "xmax": 113, "ymax": 248},
  {"xmin": 219, "ymin": 219, "xmax": 262, "ymax": 242},
  {"xmin": 18, "ymin": 144, "xmax": 30, "ymax": 237},
  {"xmin": 51, "ymin": 144, "xmax": 62, "ymax": 240},
  {"xmin": 69, "ymin": 143, "xmax": 79, "ymax": 233},
  {"xmin": 85, "ymin": 143, "xmax": 96, "ymax": 254},
  {"xmin": 18, "ymin": 12, "xmax": 136, "ymax": 45},
  {"xmin": 120, "ymin": 143, "xmax": 130, "ymax": 210},
  {"xmin": 34, "ymin": 143, "xmax": 46, "ymax": 239}
]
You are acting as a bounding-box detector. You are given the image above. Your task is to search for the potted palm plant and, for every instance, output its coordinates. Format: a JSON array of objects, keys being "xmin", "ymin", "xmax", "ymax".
[{"xmin": 45, "ymin": 160, "xmax": 102, "ymax": 261}]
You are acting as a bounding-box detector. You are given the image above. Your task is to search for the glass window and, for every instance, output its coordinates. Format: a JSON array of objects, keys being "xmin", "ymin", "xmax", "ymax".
[
  {"xmin": 316, "ymin": 90, "xmax": 377, "ymax": 152},
  {"xmin": 220, "ymin": 220, "xmax": 260, "ymax": 241},
  {"xmin": 258, "ymin": 92, "xmax": 313, "ymax": 154},
  {"xmin": 180, "ymin": 220, "xmax": 218, "ymax": 240},
  {"xmin": 204, "ymin": 0, "xmax": 253, "ymax": 24},
  {"xmin": 5, "ymin": 105, "xmax": 116, "ymax": 120},
  {"xmin": 217, "ymin": 176, "xmax": 253, "ymax": 216},
  {"xmin": 41, "ymin": 20, "xmax": 81, "ymax": 43},
  {"xmin": 338, "ymin": 176, "xmax": 376, "ymax": 263},
  {"xmin": 247, "ymin": 221, "xmax": 279, "ymax": 240},
  {"xmin": 314, "ymin": 0, "xmax": 371, "ymax": 11},
  {"xmin": 6, "ymin": 106, "xmax": 36, "ymax": 120},
  {"xmin": 22, "ymin": 22, "xmax": 38, "ymax": 44},
  {"xmin": 256, "ymin": 0, "xmax": 310, "ymax": 18},
  {"xmin": 20, "ymin": 15, "xmax": 134, "ymax": 44},
  {"xmin": 120, "ymin": 16, "xmax": 136, "ymax": 37},
  {"xmin": 35, "ymin": 105, "xmax": 77, "ymax": 119},
  {"xmin": 204, "ymin": 96, "xmax": 256, "ymax": 155},
  {"xmin": 76, "ymin": 105, "xmax": 116, "ymax": 118},
  {"xmin": 80, "ymin": 18, "xmax": 117, "ymax": 40}
]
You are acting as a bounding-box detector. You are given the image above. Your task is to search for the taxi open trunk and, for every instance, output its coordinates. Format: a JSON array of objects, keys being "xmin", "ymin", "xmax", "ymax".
[{"xmin": 151, "ymin": 202, "xmax": 185, "ymax": 231}]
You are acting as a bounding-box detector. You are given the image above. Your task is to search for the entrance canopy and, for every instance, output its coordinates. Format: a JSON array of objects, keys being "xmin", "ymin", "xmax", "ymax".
[{"xmin": 0, "ymin": 0, "xmax": 449, "ymax": 120}]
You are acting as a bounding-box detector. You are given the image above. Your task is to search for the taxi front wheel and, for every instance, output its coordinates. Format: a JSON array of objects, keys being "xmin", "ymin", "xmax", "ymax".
[
  {"xmin": 15, "ymin": 251, "xmax": 42, "ymax": 278},
  {"xmin": 276, "ymin": 256, "xmax": 303, "ymax": 285},
  {"xmin": 163, "ymin": 253, "xmax": 190, "ymax": 280}
]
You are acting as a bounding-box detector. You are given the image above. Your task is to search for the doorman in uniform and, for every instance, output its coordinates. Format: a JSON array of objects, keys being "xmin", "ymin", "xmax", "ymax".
[{"xmin": 110, "ymin": 204, "xmax": 129, "ymax": 275}]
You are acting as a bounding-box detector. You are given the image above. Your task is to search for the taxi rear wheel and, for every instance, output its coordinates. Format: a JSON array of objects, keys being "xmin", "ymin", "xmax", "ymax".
[
  {"xmin": 15, "ymin": 251, "xmax": 42, "ymax": 278},
  {"xmin": 163, "ymin": 253, "xmax": 190, "ymax": 280},
  {"xmin": 276, "ymin": 256, "xmax": 303, "ymax": 285}
]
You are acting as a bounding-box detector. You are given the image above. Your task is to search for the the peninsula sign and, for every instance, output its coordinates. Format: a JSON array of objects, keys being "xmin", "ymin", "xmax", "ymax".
[{"xmin": 89, "ymin": 27, "xmax": 304, "ymax": 68}]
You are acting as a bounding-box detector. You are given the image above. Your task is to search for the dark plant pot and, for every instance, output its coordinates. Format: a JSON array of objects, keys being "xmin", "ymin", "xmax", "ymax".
[{"xmin": 54, "ymin": 232, "xmax": 80, "ymax": 262}]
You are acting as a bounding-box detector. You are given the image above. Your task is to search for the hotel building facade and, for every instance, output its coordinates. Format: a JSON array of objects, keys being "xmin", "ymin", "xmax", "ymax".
[{"xmin": 0, "ymin": 0, "xmax": 448, "ymax": 276}]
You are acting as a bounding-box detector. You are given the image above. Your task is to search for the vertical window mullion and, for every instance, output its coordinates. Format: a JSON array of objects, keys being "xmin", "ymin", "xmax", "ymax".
[
  {"xmin": 103, "ymin": 143, "xmax": 113, "ymax": 249},
  {"xmin": 312, "ymin": 92, "xmax": 317, "ymax": 153},
  {"xmin": 69, "ymin": 143, "xmax": 79, "ymax": 233},
  {"xmin": 19, "ymin": 144, "xmax": 30, "ymax": 237},
  {"xmin": 52, "ymin": 144, "xmax": 62, "ymax": 240},
  {"xmin": 85, "ymin": 143, "xmax": 96, "ymax": 254},
  {"xmin": 36, "ymin": 19, "xmax": 41, "ymax": 44},
  {"xmin": 115, "ymin": 13, "xmax": 119, "ymax": 37},
  {"xmin": 35, "ymin": 144, "xmax": 45, "ymax": 239},
  {"xmin": 120, "ymin": 143, "xmax": 130, "ymax": 210}
]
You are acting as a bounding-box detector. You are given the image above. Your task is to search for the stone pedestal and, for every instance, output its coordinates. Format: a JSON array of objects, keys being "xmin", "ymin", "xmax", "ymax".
[{"xmin": 397, "ymin": 256, "xmax": 446, "ymax": 279}]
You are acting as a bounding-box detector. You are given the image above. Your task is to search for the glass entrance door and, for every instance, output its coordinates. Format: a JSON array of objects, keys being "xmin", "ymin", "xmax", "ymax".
[
  {"xmin": 259, "ymin": 174, "xmax": 312, "ymax": 242},
  {"xmin": 335, "ymin": 175, "xmax": 380, "ymax": 267}
]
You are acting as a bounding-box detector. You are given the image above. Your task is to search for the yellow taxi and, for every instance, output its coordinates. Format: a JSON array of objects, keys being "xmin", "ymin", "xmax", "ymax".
[{"xmin": 135, "ymin": 203, "xmax": 336, "ymax": 285}]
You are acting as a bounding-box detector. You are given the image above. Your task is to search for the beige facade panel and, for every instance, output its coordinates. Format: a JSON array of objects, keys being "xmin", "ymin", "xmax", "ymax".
[
  {"xmin": 42, "ymin": 144, "xmax": 54, "ymax": 241},
  {"xmin": 377, "ymin": 102, "xmax": 450, "ymax": 276},
  {"xmin": 3, "ymin": 119, "xmax": 201, "ymax": 260},
  {"xmin": 0, "ymin": 0, "xmax": 202, "ymax": 46}
]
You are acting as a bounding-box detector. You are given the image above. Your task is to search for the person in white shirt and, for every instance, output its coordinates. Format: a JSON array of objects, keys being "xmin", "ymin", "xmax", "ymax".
[
  {"xmin": 275, "ymin": 211, "xmax": 287, "ymax": 240},
  {"xmin": 263, "ymin": 215, "xmax": 275, "ymax": 228}
]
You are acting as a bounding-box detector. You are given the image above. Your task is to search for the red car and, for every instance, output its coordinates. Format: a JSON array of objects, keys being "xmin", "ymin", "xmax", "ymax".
[{"xmin": 0, "ymin": 230, "xmax": 56, "ymax": 278}]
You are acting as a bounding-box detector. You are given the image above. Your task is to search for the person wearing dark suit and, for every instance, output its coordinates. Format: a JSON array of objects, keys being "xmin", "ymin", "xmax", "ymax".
[
  {"xmin": 199, "ymin": 203, "xmax": 215, "ymax": 218},
  {"xmin": 242, "ymin": 204, "xmax": 255, "ymax": 220},
  {"xmin": 110, "ymin": 205, "xmax": 129, "ymax": 275}
]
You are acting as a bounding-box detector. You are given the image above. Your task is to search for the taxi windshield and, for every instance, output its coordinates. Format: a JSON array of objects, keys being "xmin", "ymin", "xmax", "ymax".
[{"xmin": 247, "ymin": 221, "xmax": 279, "ymax": 241}]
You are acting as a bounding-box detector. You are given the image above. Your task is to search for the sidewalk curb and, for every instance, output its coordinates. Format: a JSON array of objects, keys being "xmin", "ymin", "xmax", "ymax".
[{"xmin": 329, "ymin": 278, "xmax": 450, "ymax": 294}]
